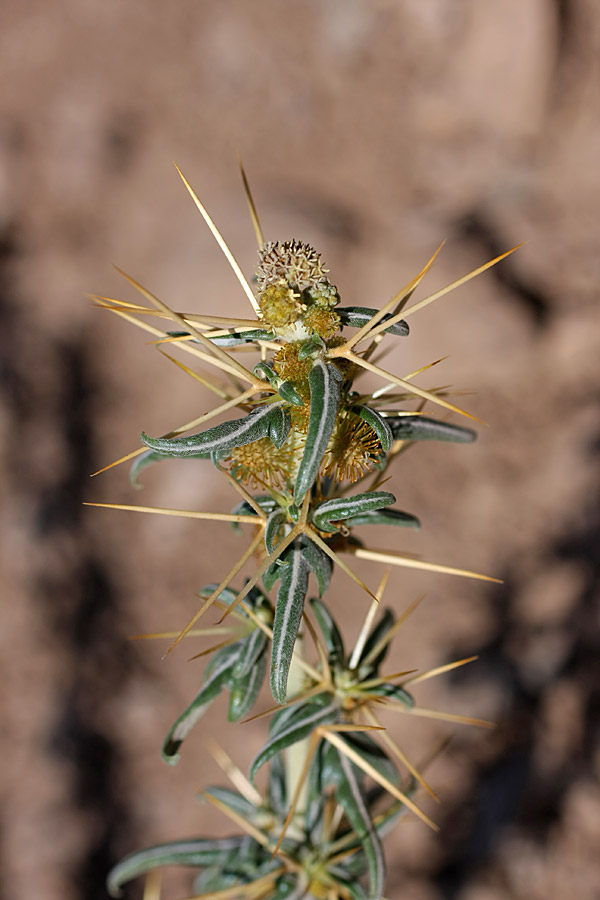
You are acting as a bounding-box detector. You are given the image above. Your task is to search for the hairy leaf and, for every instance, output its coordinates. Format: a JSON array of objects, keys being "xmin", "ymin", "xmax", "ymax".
[
  {"xmin": 129, "ymin": 449, "xmax": 172, "ymax": 488},
  {"xmin": 356, "ymin": 608, "xmax": 395, "ymax": 674},
  {"xmin": 161, "ymin": 644, "xmax": 240, "ymax": 764},
  {"xmin": 266, "ymin": 405, "xmax": 292, "ymax": 449},
  {"xmin": 298, "ymin": 536, "xmax": 332, "ymax": 596},
  {"xmin": 294, "ymin": 360, "xmax": 342, "ymax": 503},
  {"xmin": 107, "ymin": 837, "xmax": 246, "ymax": 896},
  {"xmin": 233, "ymin": 626, "xmax": 269, "ymax": 679},
  {"xmin": 309, "ymin": 597, "xmax": 345, "ymax": 664},
  {"xmin": 366, "ymin": 683, "xmax": 415, "ymax": 708},
  {"xmin": 265, "ymin": 508, "xmax": 288, "ymax": 555},
  {"xmin": 342, "ymin": 507, "xmax": 420, "ymax": 530},
  {"xmin": 270, "ymin": 544, "xmax": 310, "ymax": 704},
  {"xmin": 326, "ymin": 744, "xmax": 386, "ymax": 900},
  {"xmin": 278, "ymin": 380, "xmax": 304, "ymax": 406},
  {"xmin": 312, "ymin": 491, "xmax": 396, "ymax": 533},
  {"xmin": 203, "ymin": 786, "xmax": 256, "ymax": 820},
  {"xmin": 386, "ymin": 414, "xmax": 476, "ymax": 443},
  {"xmin": 253, "ymin": 361, "xmax": 280, "ymax": 385},
  {"xmin": 337, "ymin": 306, "xmax": 409, "ymax": 336},
  {"xmin": 352, "ymin": 406, "xmax": 393, "ymax": 452},
  {"xmin": 228, "ymin": 650, "xmax": 267, "ymax": 721},
  {"xmin": 268, "ymin": 753, "xmax": 288, "ymax": 816},
  {"xmin": 205, "ymin": 328, "xmax": 276, "ymax": 346},
  {"xmin": 250, "ymin": 696, "xmax": 339, "ymax": 782},
  {"xmin": 141, "ymin": 401, "xmax": 287, "ymax": 461}
]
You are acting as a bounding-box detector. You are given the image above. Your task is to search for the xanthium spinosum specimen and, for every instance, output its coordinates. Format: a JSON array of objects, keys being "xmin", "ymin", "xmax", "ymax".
[{"xmin": 90, "ymin": 163, "xmax": 517, "ymax": 900}]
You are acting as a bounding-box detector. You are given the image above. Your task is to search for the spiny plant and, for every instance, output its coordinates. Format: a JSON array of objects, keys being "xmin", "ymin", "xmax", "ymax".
[{"xmin": 90, "ymin": 163, "xmax": 517, "ymax": 900}]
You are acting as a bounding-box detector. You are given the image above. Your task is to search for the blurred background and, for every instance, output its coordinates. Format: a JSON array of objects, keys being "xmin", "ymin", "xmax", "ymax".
[{"xmin": 1, "ymin": 2, "xmax": 599, "ymax": 898}]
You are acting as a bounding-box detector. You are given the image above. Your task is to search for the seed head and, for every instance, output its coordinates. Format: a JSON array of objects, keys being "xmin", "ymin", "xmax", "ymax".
[{"xmin": 256, "ymin": 240, "xmax": 329, "ymax": 293}]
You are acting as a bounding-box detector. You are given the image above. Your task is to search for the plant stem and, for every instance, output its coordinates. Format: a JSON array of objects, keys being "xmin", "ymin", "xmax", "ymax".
[{"xmin": 285, "ymin": 631, "xmax": 310, "ymax": 833}]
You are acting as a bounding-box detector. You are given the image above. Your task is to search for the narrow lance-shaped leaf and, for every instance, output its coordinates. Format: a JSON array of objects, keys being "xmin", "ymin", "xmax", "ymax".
[
  {"xmin": 298, "ymin": 535, "xmax": 332, "ymax": 596},
  {"xmin": 203, "ymin": 786, "xmax": 256, "ymax": 820},
  {"xmin": 161, "ymin": 644, "xmax": 239, "ymax": 764},
  {"xmin": 342, "ymin": 508, "xmax": 420, "ymax": 530},
  {"xmin": 253, "ymin": 361, "xmax": 279, "ymax": 385},
  {"xmin": 228, "ymin": 650, "xmax": 268, "ymax": 722},
  {"xmin": 385, "ymin": 414, "xmax": 476, "ymax": 443},
  {"xmin": 366, "ymin": 683, "xmax": 415, "ymax": 708},
  {"xmin": 326, "ymin": 744, "xmax": 386, "ymax": 900},
  {"xmin": 312, "ymin": 491, "xmax": 396, "ymax": 533},
  {"xmin": 204, "ymin": 327, "xmax": 276, "ymax": 346},
  {"xmin": 309, "ymin": 597, "xmax": 345, "ymax": 664},
  {"xmin": 356, "ymin": 609, "xmax": 395, "ymax": 675},
  {"xmin": 269, "ymin": 692, "xmax": 330, "ymax": 737},
  {"xmin": 266, "ymin": 406, "xmax": 292, "ymax": 449},
  {"xmin": 233, "ymin": 625, "xmax": 269, "ymax": 678},
  {"xmin": 338, "ymin": 306, "xmax": 409, "ymax": 336},
  {"xmin": 141, "ymin": 401, "xmax": 287, "ymax": 461},
  {"xmin": 270, "ymin": 543, "xmax": 310, "ymax": 704},
  {"xmin": 265, "ymin": 508, "xmax": 288, "ymax": 555},
  {"xmin": 129, "ymin": 449, "xmax": 172, "ymax": 488},
  {"xmin": 278, "ymin": 380, "xmax": 304, "ymax": 406},
  {"xmin": 231, "ymin": 495, "xmax": 278, "ymax": 533},
  {"xmin": 352, "ymin": 406, "xmax": 393, "ymax": 452},
  {"xmin": 268, "ymin": 752, "xmax": 288, "ymax": 816},
  {"xmin": 249, "ymin": 696, "xmax": 339, "ymax": 783},
  {"xmin": 107, "ymin": 837, "xmax": 247, "ymax": 897},
  {"xmin": 294, "ymin": 359, "xmax": 342, "ymax": 503}
]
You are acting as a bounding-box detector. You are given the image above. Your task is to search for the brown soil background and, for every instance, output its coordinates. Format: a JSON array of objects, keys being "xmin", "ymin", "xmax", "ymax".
[{"xmin": 1, "ymin": 2, "xmax": 599, "ymax": 899}]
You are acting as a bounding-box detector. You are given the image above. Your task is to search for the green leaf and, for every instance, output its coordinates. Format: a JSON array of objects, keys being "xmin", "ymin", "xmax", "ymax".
[
  {"xmin": 161, "ymin": 644, "xmax": 239, "ymax": 764},
  {"xmin": 265, "ymin": 508, "xmax": 288, "ymax": 555},
  {"xmin": 294, "ymin": 360, "xmax": 342, "ymax": 503},
  {"xmin": 325, "ymin": 744, "xmax": 386, "ymax": 900},
  {"xmin": 198, "ymin": 583, "xmax": 238, "ymax": 606},
  {"xmin": 203, "ymin": 786, "xmax": 256, "ymax": 820},
  {"xmin": 263, "ymin": 560, "xmax": 281, "ymax": 593},
  {"xmin": 342, "ymin": 508, "xmax": 420, "ymax": 530},
  {"xmin": 141, "ymin": 401, "xmax": 287, "ymax": 461},
  {"xmin": 250, "ymin": 696, "xmax": 339, "ymax": 782},
  {"xmin": 107, "ymin": 837, "xmax": 246, "ymax": 896},
  {"xmin": 352, "ymin": 406, "xmax": 393, "ymax": 452},
  {"xmin": 366, "ymin": 683, "xmax": 415, "ymax": 708},
  {"xmin": 298, "ymin": 336, "xmax": 326, "ymax": 359},
  {"xmin": 267, "ymin": 753, "xmax": 288, "ymax": 816},
  {"xmin": 356, "ymin": 608, "xmax": 395, "ymax": 675},
  {"xmin": 305, "ymin": 740, "xmax": 328, "ymax": 837},
  {"xmin": 231, "ymin": 495, "xmax": 278, "ymax": 533},
  {"xmin": 233, "ymin": 626, "xmax": 269, "ymax": 678},
  {"xmin": 337, "ymin": 306, "xmax": 409, "ymax": 337},
  {"xmin": 129, "ymin": 449, "xmax": 172, "ymax": 488},
  {"xmin": 269, "ymin": 692, "xmax": 330, "ymax": 737},
  {"xmin": 253, "ymin": 361, "xmax": 279, "ymax": 385},
  {"xmin": 309, "ymin": 597, "xmax": 345, "ymax": 664},
  {"xmin": 299, "ymin": 536, "xmax": 332, "ymax": 596},
  {"xmin": 206, "ymin": 328, "xmax": 276, "ymax": 346},
  {"xmin": 278, "ymin": 380, "xmax": 304, "ymax": 406},
  {"xmin": 385, "ymin": 415, "xmax": 476, "ymax": 443},
  {"xmin": 312, "ymin": 491, "xmax": 396, "ymax": 533},
  {"xmin": 228, "ymin": 650, "xmax": 267, "ymax": 721},
  {"xmin": 270, "ymin": 544, "xmax": 310, "ymax": 704},
  {"xmin": 266, "ymin": 405, "xmax": 291, "ymax": 449}
]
